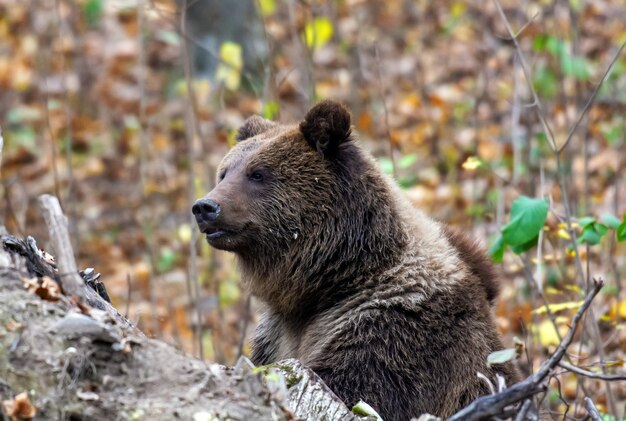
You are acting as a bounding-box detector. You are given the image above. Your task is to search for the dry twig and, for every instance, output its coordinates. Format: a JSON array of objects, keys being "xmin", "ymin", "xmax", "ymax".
[
  {"xmin": 559, "ymin": 361, "xmax": 626, "ymax": 382},
  {"xmin": 180, "ymin": 0, "xmax": 204, "ymax": 360},
  {"xmin": 38, "ymin": 194, "xmax": 84, "ymax": 298},
  {"xmin": 584, "ymin": 396, "xmax": 603, "ymax": 421}
]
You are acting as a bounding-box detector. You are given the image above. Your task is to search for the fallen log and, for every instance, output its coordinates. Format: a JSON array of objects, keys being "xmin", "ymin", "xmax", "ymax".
[{"xmin": 0, "ymin": 195, "xmax": 358, "ymax": 421}]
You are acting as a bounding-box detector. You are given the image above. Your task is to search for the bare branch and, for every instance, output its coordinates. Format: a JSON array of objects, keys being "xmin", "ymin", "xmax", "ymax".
[
  {"xmin": 38, "ymin": 194, "xmax": 83, "ymax": 298},
  {"xmin": 584, "ymin": 396, "xmax": 603, "ymax": 421},
  {"xmin": 492, "ymin": 0, "xmax": 557, "ymax": 151},
  {"xmin": 559, "ymin": 361, "xmax": 626, "ymax": 381},
  {"xmin": 533, "ymin": 278, "xmax": 603, "ymax": 381},
  {"xmin": 180, "ymin": 0, "xmax": 204, "ymax": 360},
  {"xmin": 513, "ymin": 399, "xmax": 533, "ymax": 421},
  {"xmin": 374, "ymin": 43, "xmax": 397, "ymax": 179},
  {"xmin": 558, "ymin": 40, "xmax": 626, "ymax": 153}
]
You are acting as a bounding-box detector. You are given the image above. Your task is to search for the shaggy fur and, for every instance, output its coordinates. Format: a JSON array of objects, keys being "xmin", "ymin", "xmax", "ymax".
[{"xmin": 194, "ymin": 101, "xmax": 519, "ymax": 420}]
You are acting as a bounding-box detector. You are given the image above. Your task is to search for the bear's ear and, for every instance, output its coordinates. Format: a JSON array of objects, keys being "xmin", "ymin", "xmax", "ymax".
[
  {"xmin": 299, "ymin": 100, "xmax": 352, "ymax": 157},
  {"xmin": 236, "ymin": 115, "xmax": 277, "ymax": 141}
]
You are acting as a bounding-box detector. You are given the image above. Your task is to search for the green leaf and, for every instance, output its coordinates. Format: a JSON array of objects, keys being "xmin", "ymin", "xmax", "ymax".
[
  {"xmin": 489, "ymin": 235, "xmax": 506, "ymax": 263},
  {"xmin": 156, "ymin": 247, "xmax": 176, "ymax": 273},
  {"xmin": 546, "ymin": 36, "xmax": 566, "ymax": 57},
  {"xmin": 6, "ymin": 106, "xmax": 41, "ymax": 124},
  {"xmin": 533, "ymin": 65, "xmax": 558, "ymax": 98},
  {"xmin": 398, "ymin": 153, "xmax": 417, "ymax": 169},
  {"xmin": 156, "ymin": 30, "xmax": 180, "ymax": 46},
  {"xmin": 578, "ymin": 225, "xmax": 602, "ymax": 245},
  {"xmin": 532, "ymin": 34, "xmax": 549, "ymax": 52},
  {"xmin": 601, "ymin": 123, "xmax": 623, "ymax": 146},
  {"xmin": 502, "ymin": 196, "xmax": 549, "ymax": 247},
  {"xmin": 262, "ymin": 101, "xmax": 280, "ymax": 120},
  {"xmin": 578, "ymin": 216, "xmax": 596, "ymax": 227},
  {"xmin": 6, "ymin": 127, "xmax": 37, "ymax": 150},
  {"xmin": 83, "ymin": 0, "xmax": 103, "ymax": 27},
  {"xmin": 561, "ymin": 54, "xmax": 591, "ymax": 81},
  {"xmin": 617, "ymin": 220, "xmax": 626, "ymax": 242},
  {"xmin": 352, "ymin": 401, "xmax": 382, "ymax": 420},
  {"xmin": 487, "ymin": 348, "xmax": 517, "ymax": 366},
  {"xmin": 595, "ymin": 223, "xmax": 609, "ymax": 236},
  {"xmin": 603, "ymin": 284, "xmax": 620, "ymax": 297},
  {"xmin": 578, "ymin": 221, "xmax": 610, "ymax": 246},
  {"xmin": 511, "ymin": 235, "xmax": 540, "ymax": 255},
  {"xmin": 601, "ymin": 214, "xmax": 621, "ymax": 229},
  {"xmin": 398, "ymin": 175, "xmax": 417, "ymax": 189},
  {"xmin": 303, "ymin": 17, "xmax": 333, "ymax": 50},
  {"xmin": 377, "ymin": 157, "xmax": 394, "ymax": 175}
]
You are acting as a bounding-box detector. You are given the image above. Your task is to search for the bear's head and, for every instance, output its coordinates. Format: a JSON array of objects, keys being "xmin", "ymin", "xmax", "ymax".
[{"xmin": 192, "ymin": 100, "xmax": 406, "ymax": 317}]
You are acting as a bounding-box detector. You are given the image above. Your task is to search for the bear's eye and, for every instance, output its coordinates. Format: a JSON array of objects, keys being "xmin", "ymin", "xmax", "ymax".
[
  {"xmin": 218, "ymin": 171, "xmax": 226, "ymax": 182},
  {"xmin": 249, "ymin": 171, "xmax": 264, "ymax": 182}
]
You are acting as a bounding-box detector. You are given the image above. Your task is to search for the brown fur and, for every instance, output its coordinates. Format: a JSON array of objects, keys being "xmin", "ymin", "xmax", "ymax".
[
  {"xmin": 442, "ymin": 226, "xmax": 500, "ymax": 304},
  {"xmin": 194, "ymin": 101, "xmax": 519, "ymax": 420}
]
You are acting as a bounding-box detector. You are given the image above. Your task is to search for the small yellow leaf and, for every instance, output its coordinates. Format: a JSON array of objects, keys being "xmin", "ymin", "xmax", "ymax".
[
  {"xmin": 545, "ymin": 287, "xmax": 561, "ymax": 295},
  {"xmin": 532, "ymin": 300, "xmax": 584, "ymax": 315},
  {"xmin": 450, "ymin": 1, "xmax": 466, "ymax": 18},
  {"xmin": 178, "ymin": 224, "xmax": 192, "ymax": 244},
  {"xmin": 462, "ymin": 156, "xmax": 482, "ymax": 170},
  {"xmin": 564, "ymin": 284, "xmax": 582, "ymax": 293},
  {"xmin": 557, "ymin": 228, "xmax": 571, "ymax": 240},
  {"xmin": 608, "ymin": 300, "xmax": 626, "ymax": 320},
  {"xmin": 304, "ymin": 17, "xmax": 333, "ymax": 50},
  {"xmin": 215, "ymin": 41, "xmax": 243, "ymax": 90},
  {"xmin": 258, "ymin": 0, "xmax": 275, "ymax": 16},
  {"xmin": 219, "ymin": 280, "xmax": 240, "ymax": 307},
  {"xmin": 619, "ymin": 300, "xmax": 626, "ymax": 319},
  {"xmin": 531, "ymin": 320, "xmax": 563, "ymax": 347}
]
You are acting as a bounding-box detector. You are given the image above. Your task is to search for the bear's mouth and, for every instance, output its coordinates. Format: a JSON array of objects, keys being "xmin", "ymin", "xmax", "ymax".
[
  {"xmin": 202, "ymin": 226, "xmax": 240, "ymax": 249},
  {"xmin": 196, "ymin": 221, "xmax": 233, "ymax": 239},
  {"xmin": 206, "ymin": 229, "xmax": 230, "ymax": 240},
  {"xmin": 195, "ymin": 219, "xmax": 247, "ymax": 251}
]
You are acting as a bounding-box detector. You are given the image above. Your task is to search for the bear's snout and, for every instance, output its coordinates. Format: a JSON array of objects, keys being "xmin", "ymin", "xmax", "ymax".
[{"xmin": 192, "ymin": 198, "xmax": 221, "ymax": 232}]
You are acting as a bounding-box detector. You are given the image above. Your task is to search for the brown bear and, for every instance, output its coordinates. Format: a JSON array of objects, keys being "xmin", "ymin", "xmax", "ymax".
[{"xmin": 192, "ymin": 100, "xmax": 518, "ymax": 420}]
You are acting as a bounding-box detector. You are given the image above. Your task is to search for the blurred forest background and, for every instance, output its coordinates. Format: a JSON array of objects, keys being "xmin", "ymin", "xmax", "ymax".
[{"xmin": 1, "ymin": 0, "xmax": 626, "ymax": 418}]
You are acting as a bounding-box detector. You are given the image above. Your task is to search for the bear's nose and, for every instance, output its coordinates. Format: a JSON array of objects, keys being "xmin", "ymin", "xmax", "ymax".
[{"xmin": 192, "ymin": 198, "xmax": 221, "ymax": 221}]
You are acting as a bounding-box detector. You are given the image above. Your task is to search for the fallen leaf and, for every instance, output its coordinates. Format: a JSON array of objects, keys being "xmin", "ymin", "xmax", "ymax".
[
  {"xmin": 2, "ymin": 391, "xmax": 36, "ymax": 420},
  {"xmin": 487, "ymin": 348, "xmax": 517, "ymax": 366},
  {"xmin": 531, "ymin": 319, "xmax": 568, "ymax": 348},
  {"xmin": 462, "ymin": 156, "xmax": 483, "ymax": 170},
  {"xmin": 23, "ymin": 276, "xmax": 61, "ymax": 301},
  {"xmin": 303, "ymin": 17, "xmax": 334, "ymax": 50},
  {"xmin": 532, "ymin": 300, "xmax": 584, "ymax": 315},
  {"xmin": 6, "ymin": 320, "xmax": 23, "ymax": 331}
]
